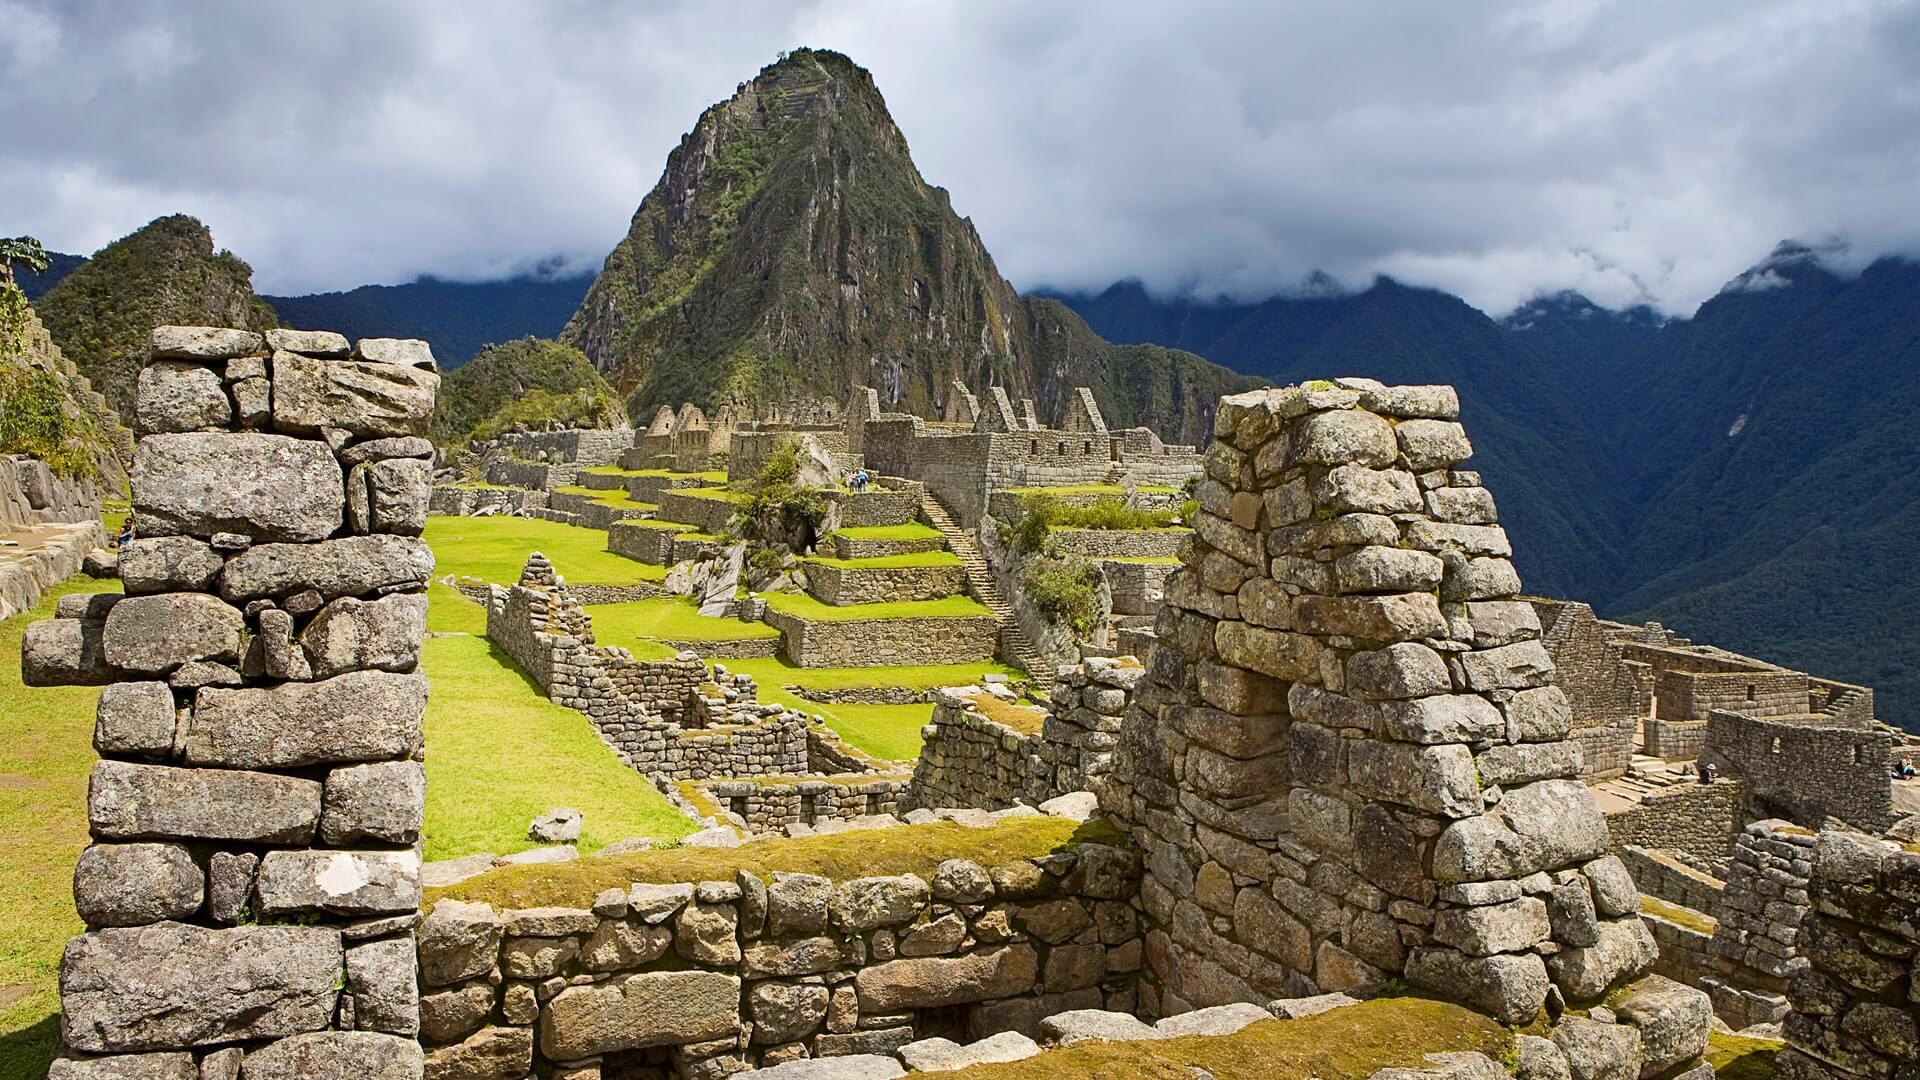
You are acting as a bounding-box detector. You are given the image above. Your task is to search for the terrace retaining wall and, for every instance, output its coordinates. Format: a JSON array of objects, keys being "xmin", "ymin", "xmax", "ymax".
[{"xmin": 765, "ymin": 608, "xmax": 1000, "ymax": 668}]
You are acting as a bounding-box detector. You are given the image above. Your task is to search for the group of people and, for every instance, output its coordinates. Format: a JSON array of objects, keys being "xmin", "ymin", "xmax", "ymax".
[
  {"xmin": 845, "ymin": 468, "xmax": 872, "ymax": 493},
  {"xmin": 1895, "ymin": 759, "xmax": 1918, "ymax": 780}
]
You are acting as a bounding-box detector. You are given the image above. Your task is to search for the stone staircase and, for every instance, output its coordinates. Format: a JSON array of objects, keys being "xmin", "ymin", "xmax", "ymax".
[{"xmin": 918, "ymin": 491, "xmax": 1050, "ymax": 679}]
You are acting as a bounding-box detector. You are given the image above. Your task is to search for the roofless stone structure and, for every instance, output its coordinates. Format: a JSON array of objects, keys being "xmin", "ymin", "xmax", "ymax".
[{"xmin": 1103, "ymin": 379, "xmax": 1655, "ymax": 1022}]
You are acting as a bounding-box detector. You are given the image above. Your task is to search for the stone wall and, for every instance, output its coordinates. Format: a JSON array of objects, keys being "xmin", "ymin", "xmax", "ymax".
[
  {"xmin": 700, "ymin": 776, "xmax": 912, "ymax": 834},
  {"xmin": 822, "ymin": 486, "xmax": 922, "ymax": 529},
  {"xmin": 1104, "ymin": 559, "xmax": 1179, "ymax": 617},
  {"xmin": 801, "ymin": 560, "xmax": 964, "ymax": 605},
  {"xmin": 1703, "ymin": 711, "xmax": 1895, "ymax": 832},
  {"xmin": 652, "ymin": 490, "xmax": 741, "ymax": 533},
  {"xmin": 904, "ymin": 696, "xmax": 1045, "ymax": 812},
  {"xmin": 765, "ymin": 608, "xmax": 1000, "ymax": 668},
  {"xmin": 544, "ymin": 491, "xmax": 652, "ymax": 531},
  {"xmin": 487, "ymin": 457, "xmax": 578, "ymax": 490},
  {"xmin": 1775, "ymin": 830, "xmax": 1919, "ymax": 1080},
  {"xmin": 1656, "ymin": 668, "xmax": 1809, "ymax": 722},
  {"xmin": 31, "ymin": 325, "xmax": 438, "ymax": 1076},
  {"xmin": 1605, "ymin": 781, "xmax": 1745, "ymax": 874},
  {"xmin": 1048, "ymin": 528, "xmax": 1191, "ymax": 560},
  {"xmin": 1103, "ymin": 379, "xmax": 1659, "ymax": 1024},
  {"xmin": 1646, "ymin": 717, "xmax": 1708, "ymax": 760},
  {"xmin": 1620, "ymin": 846, "xmax": 1727, "ymax": 916},
  {"xmin": 414, "ymin": 840, "xmax": 1143, "ymax": 1076},
  {"xmin": 429, "ymin": 484, "xmax": 547, "ymax": 517},
  {"xmin": 490, "ymin": 427, "xmax": 635, "ymax": 467},
  {"xmin": 1701, "ymin": 820, "xmax": 1814, "ymax": 1030},
  {"xmin": 1575, "ymin": 715, "xmax": 1638, "ymax": 779},
  {"xmin": 607, "ymin": 520, "xmax": 695, "ymax": 563}
]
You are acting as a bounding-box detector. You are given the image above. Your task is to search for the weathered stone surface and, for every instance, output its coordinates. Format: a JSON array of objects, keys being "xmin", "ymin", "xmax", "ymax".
[
  {"xmin": 300, "ymin": 593, "xmax": 428, "ymax": 678},
  {"xmin": 1426, "ymin": 486, "xmax": 1498, "ymax": 524},
  {"xmin": 1267, "ymin": 992, "xmax": 1361, "ymax": 1019},
  {"xmin": 22, "ymin": 616, "xmax": 115, "ymax": 686},
  {"xmin": 738, "ymin": 1056, "xmax": 904, "ymax": 1080},
  {"xmin": 1234, "ymin": 886, "xmax": 1313, "ymax": 971},
  {"xmin": 254, "ymin": 849, "xmax": 420, "ymax": 916},
  {"xmin": 88, "ymin": 761, "xmax": 320, "ymax": 843},
  {"xmin": 1348, "ymin": 739, "xmax": 1481, "ymax": 817},
  {"xmin": 345, "ymin": 937, "xmax": 419, "ymax": 1036},
  {"xmin": 1294, "ymin": 593, "xmax": 1448, "ymax": 642},
  {"xmin": 266, "ymin": 328, "xmax": 350, "ymax": 356},
  {"xmin": 750, "ymin": 981, "xmax": 829, "ymax": 1044},
  {"xmin": 767, "ymin": 872, "xmax": 831, "ymax": 937},
  {"xmin": 1397, "ymin": 419, "xmax": 1473, "ymax": 470},
  {"xmin": 1282, "ymin": 409, "xmax": 1398, "ymax": 468},
  {"xmin": 897, "ymin": 1031, "xmax": 1041, "ymax": 1072},
  {"xmin": 581, "ymin": 919, "xmax": 672, "ymax": 971},
  {"xmin": 1380, "ymin": 694, "xmax": 1505, "ymax": 745},
  {"xmin": 628, "ymin": 881, "xmax": 694, "ymax": 925},
  {"xmin": 1347, "ymin": 643, "xmax": 1451, "ymax": 700},
  {"xmin": 417, "ymin": 900, "xmax": 502, "ymax": 987},
  {"xmin": 1613, "ymin": 975, "xmax": 1710, "ymax": 1079},
  {"xmin": 500, "ymin": 935, "xmax": 578, "ymax": 979},
  {"xmin": 240, "ymin": 1030, "xmax": 422, "ymax": 1079},
  {"xmin": 1547, "ymin": 881, "xmax": 1601, "ymax": 947},
  {"xmin": 149, "ymin": 326, "xmax": 263, "ymax": 359},
  {"xmin": 827, "ymin": 874, "xmax": 931, "ymax": 933},
  {"xmin": 339, "ymin": 436, "xmax": 434, "ymax": 465},
  {"xmin": 423, "ymin": 1025, "xmax": 532, "ymax": 1080},
  {"xmin": 1581, "ymin": 856, "xmax": 1638, "ymax": 918},
  {"xmin": 418, "ymin": 982, "xmax": 494, "ymax": 1045},
  {"xmin": 854, "ymin": 945, "xmax": 1040, "ymax": 1011},
  {"xmin": 674, "ymin": 900, "xmax": 741, "ymax": 965},
  {"xmin": 117, "ymin": 537, "xmax": 224, "ymax": 595},
  {"xmin": 537, "ymin": 970, "xmax": 740, "ymax": 1059},
  {"xmin": 1434, "ymin": 897, "xmax": 1551, "ymax": 956},
  {"xmin": 742, "ymin": 937, "xmax": 850, "ymax": 979},
  {"xmin": 1550, "ymin": 1016, "xmax": 1641, "ymax": 1080},
  {"xmin": 1406, "ymin": 946, "xmax": 1550, "ymax": 1025},
  {"xmin": 347, "ymin": 457, "xmax": 433, "ymax": 536},
  {"xmin": 135, "ymin": 361, "xmax": 230, "ymax": 435},
  {"xmin": 1154, "ymin": 1002, "xmax": 1272, "ymax": 1037},
  {"xmin": 1515, "ymin": 1034, "xmax": 1572, "ymax": 1080},
  {"xmin": 47, "ymin": 1052, "xmax": 197, "ymax": 1078},
  {"xmin": 1215, "ymin": 620, "xmax": 1321, "ymax": 680},
  {"xmin": 187, "ymin": 670, "xmax": 427, "ymax": 768},
  {"xmin": 322, "ymin": 760, "xmax": 426, "ymax": 845},
  {"xmin": 72, "ymin": 843, "xmax": 202, "ymax": 928},
  {"xmin": 1433, "ymin": 780, "xmax": 1612, "ymax": 882},
  {"xmin": 1545, "ymin": 917, "xmax": 1658, "ymax": 1002},
  {"xmin": 93, "ymin": 681, "xmax": 177, "ymax": 758},
  {"xmin": 1476, "ymin": 741, "xmax": 1582, "ymax": 786},
  {"xmin": 100, "ymin": 593, "xmax": 245, "ymax": 674},
  {"xmin": 1466, "ymin": 601, "xmax": 1541, "ymax": 648},
  {"xmin": 1313, "ymin": 465, "xmax": 1422, "ymax": 515},
  {"xmin": 1458, "ymin": 641, "xmax": 1554, "ymax": 691},
  {"xmin": 60, "ymin": 922, "xmax": 342, "ymax": 1053},
  {"xmin": 528, "ymin": 806, "xmax": 582, "ymax": 844},
  {"xmin": 1042, "ymin": 1008, "xmax": 1166, "ymax": 1045},
  {"xmin": 206, "ymin": 852, "xmax": 258, "ymax": 926},
  {"xmin": 354, "ymin": 338, "xmax": 438, "ymax": 369},
  {"xmin": 273, "ymin": 352, "xmax": 439, "ymax": 438},
  {"xmin": 1336, "ymin": 546, "xmax": 1445, "ymax": 594},
  {"xmin": 218, "ymin": 535, "xmax": 433, "ymax": 602},
  {"xmin": 131, "ymin": 433, "xmax": 342, "ymax": 543}
]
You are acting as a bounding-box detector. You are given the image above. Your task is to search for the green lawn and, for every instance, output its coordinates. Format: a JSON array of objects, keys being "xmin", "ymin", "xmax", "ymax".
[
  {"xmin": 581, "ymin": 467, "xmax": 728, "ymax": 484},
  {"xmin": 0, "ymin": 575, "xmax": 119, "ymax": 1077},
  {"xmin": 762, "ymin": 591, "xmax": 992, "ymax": 622},
  {"xmin": 801, "ymin": 551, "xmax": 961, "ymax": 569},
  {"xmin": 424, "ymin": 516, "xmax": 666, "ymax": 585},
  {"xmin": 427, "ymin": 580, "xmax": 488, "ymax": 634},
  {"xmin": 587, "ymin": 598, "xmax": 782, "ymax": 644},
  {"xmin": 720, "ymin": 656, "xmax": 1020, "ymax": 761},
  {"xmin": 421, "ymin": 635, "xmax": 695, "ymax": 861},
  {"xmin": 676, "ymin": 487, "xmax": 748, "ymax": 503},
  {"xmin": 829, "ymin": 523, "xmax": 942, "ymax": 542},
  {"xmin": 549, "ymin": 485, "xmax": 657, "ymax": 511}
]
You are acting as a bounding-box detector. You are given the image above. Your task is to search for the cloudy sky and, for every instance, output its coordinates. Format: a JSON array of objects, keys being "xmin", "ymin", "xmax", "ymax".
[{"xmin": 4, "ymin": 0, "xmax": 1916, "ymax": 314}]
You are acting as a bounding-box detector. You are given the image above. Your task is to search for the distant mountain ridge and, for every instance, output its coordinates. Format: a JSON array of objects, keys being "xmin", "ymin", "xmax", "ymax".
[
  {"xmin": 1054, "ymin": 246, "xmax": 1920, "ymax": 730},
  {"xmin": 264, "ymin": 272, "xmax": 592, "ymax": 371}
]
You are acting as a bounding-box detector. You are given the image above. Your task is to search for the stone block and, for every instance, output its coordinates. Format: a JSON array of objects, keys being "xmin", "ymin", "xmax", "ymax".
[
  {"xmin": 135, "ymin": 361, "xmax": 230, "ymax": 435},
  {"xmin": 418, "ymin": 900, "xmax": 501, "ymax": 987},
  {"xmin": 1311, "ymin": 465, "xmax": 1421, "ymax": 514},
  {"xmin": 254, "ymin": 849, "xmax": 421, "ymax": 916},
  {"xmin": 1396, "ymin": 419, "xmax": 1473, "ymax": 470},
  {"xmin": 1425, "ymin": 486, "xmax": 1498, "ymax": 524},
  {"xmin": 88, "ymin": 761, "xmax": 320, "ymax": 843},
  {"xmin": 1433, "ymin": 897, "xmax": 1551, "ymax": 956},
  {"xmin": 93, "ymin": 681, "xmax": 178, "ymax": 759},
  {"xmin": 346, "ymin": 937, "xmax": 420, "ymax": 1036},
  {"xmin": 1336, "ymin": 546, "xmax": 1444, "ymax": 594},
  {"xmin": 1279, "ymin": 409, "xmax": 1397, "ymax": 469},
  {"xmin": 1348, "ymin": 738, "xmax": 1481, "ymax": 817},
  {"xmin": 1458, "ymin": 641, "xmax": 1554, "ymax": 691},
  {"xmin": 346, "ymin": 457, "xmax": 432, "ymax": 536},
  {"xmin": 186, "ymin": 670, "xmax": 427, "ymax": 768},
  {"xmin": 1504, "ymin": 686, "xmax": 1573, "ymax": 743},
  {"xmin": 321, "ymin": 760, "xmax": 426, "ymax": 845},
  {"xmin": 353, "ymin": 337, "xmax": 438, "ymax": 369},
  {"xmin": 1613, "ymin": 975, "xmax": 1711, "ymax": 1079},
  {"xmin": 1214, "ymin": 620, "xmax": 1321, "ymax": 680},
  {"xmin": 272, "ymin": 352, "xmax": 438, "ymax": 438},
  {"xmin": 218, "ymin": 535, "xmax": 434, "ymax": 602},
  {"xmin": 1406, "ymin": 946, "xmax": 1549, "ymax": 1025},
  {"xmin": 1294, "ymin": 593, "xmax": 1448, "ymax": 642},
  {"xmin": 117, "ymin": 537, "xmax": 224, "ymax": 595},
  {"xmin": 1551, "ymin": 1017, "xmax": 1641, "ymax": 1080},
  {"xmin": 59, "ymin": 922, "xmax": 341, "ymax": 1053},
  {"xmin": 47, "ymin": 1052, "xmax": 198, "ymax": 1078},
  {"xmin": 238, "ymin": 1032, "xmax": 421, "ymax": 1079},
  {"xmin": 1347, "ymin": 643, "xmax": 1451, "ymax": 700},
  {"xmin": 148, "ymin": 326, "xmax": 264, "ymax": 359},
  {"xmin": 829, "ymin": 875, "xmax": 931, "ymax": 932},
  {"xmin": 266, "ymin": 328, "xmax": 350, "ymax": 356},
  {"xmin": 750, "ymin": 981, "xmax": 830, "ymax": 1044},
  {"xmin": 423, "ymin": 1026, "xmax": 532, "ymax": 1080},
  {"xmin": 300, "ymin": 593, "xmax": 428, "ymax": 678},
  {"xmin": 537, "ymin": 970, "xmax": 741, "ymax": 1059},
  {"xmin": 71, "ymin": 843, "xmax": 203, "ymax": 929},
  {"xmin": 130, "ymin": 432, "xmax": 342, "ymax": 543},
  {"xmin": 1432, "ymin": 779, "xmax": 1612, "ymax": 883},
  {"xmin": 1380, "ymin": 694, "xmax": 1505, "ymax": 745},
  {"xmin": 21, "ymin": 616, "xmax": 115, "ymax": 686},
  {"xmin": 852, "ymin": 945, "xmax": 1039, "ymax": 1011},
  {"xmin": 100, "ymin": 593, "xmax": 244, "ymax": 675},
  {"xmin": 1546, "ymin": 916, "xmax": 1658, "ymax": 1002},
  {"xmin": 1476, "ymin": 742, "xmax": 1582, "ymax": 786}
]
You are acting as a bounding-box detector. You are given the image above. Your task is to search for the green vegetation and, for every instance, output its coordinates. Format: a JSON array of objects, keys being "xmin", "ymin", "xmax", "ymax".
[
  {"xmin": 1102, "ymin": 555, "xmax": 1183, "ymax": 565},
  {"xmin": 586, "ymin": 598, "xmax": 781, "ymax": 644},
  {"xmin": 420, "ymin": 635, "xmax": 695, "ymax": 861},
  {"xmin": 1020, "ymin": 556, "xmax": 1105, "ymax": 637},
  {"xmin": 943, "ymin": 997, "xmax": 1508, "ymax": 1080},
  {"xmin": 582, "ymin": 467, "xmax": 728, "ymax": 484},
  {"xmin": 829, "ymin": 522, "xmax": 943, "ymax": 542},
  {"xmin": 1003, "ymin": 484, "xmax": 1179, "ymax": 497},
  {"xmin": 550, "ymin": 484, "xmax": 655, "ymax": 509},
  {"xmin": 426, "ymin": 580, "xmax": 487, "ymax": 635},
  {"xmin": 801, "ymin": 551, "xmax": 959, "ymax": 569},
  {"xmin": 0, "ymin": 575, "xmax": 119, "ymax": 1075},
  {"xmin": 964, "ymin": 691, "xmax": 1048, "ymax": 735},
  {"xmin": 1008, "ymin": 494, "xmax": 1184, "ymax": 556},
  {"xmin": 1640, "ymin": 895, "xmax": 1717, "ymax": 936},
  {"xmin": 32, "ymin": 214, "xmax": 276, "ymax": 417},
  {"xmin": 431, "ymin": 337, "xmax": 619, "ymax": 446},
  {"xmin": 432, "ymin": 816, "xmax": 1118, "ymax": 909},
  {"xmin": 424, "ymin": 516, "xmax": 665, "ymax": 585},
  {"xmin": 0, "ymin": 329, "xmax": 109, "ymax": 478},
  {"xmin": 1707, "ymin": 1030, "xmax": 1782, "ymax": 1080},
  {"xmin": 721, "ymin": 656, "xmax": 1021, "ymax": 759},
  {"xmin": 762, "ymin": 591, "xmax": 992, "ymax": 622}
]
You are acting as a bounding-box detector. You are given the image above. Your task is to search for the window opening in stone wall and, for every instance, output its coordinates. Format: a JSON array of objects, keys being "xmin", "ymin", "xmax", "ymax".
[
  {"xmin": 1746, "ymin": 684, "xmax": 1756, "ymax": 702},
  {"xmin": 1083, "ymin": 440, "xmax": 1092, "ymax": 453},
  {"xmin": 1850, "ymin": 744, "xmax": 1860, "ymax": 764},
  {"xmin": 1057, "ymin": 440, "xmax": 1067, "ymax": 453},
  {"xmin": 1770, "ymin": 737, "xmax": 1782, "ymax": 754},
  {"xmin": 866, "ymin": 793, "xmax": 883, "ymax": 815},
  {"xmin": 1030, "ymin": 440, "xmax": 1038, "ymax": 453},
  {"xmin": 800, "ymin": 793, "xmax": 817, "ymax": 825},
  {"xmin": 729, "ymin": 796, "xmax": 747, "ymax": 819},
  {"xmin": 914, "ymin": 1004, "xmax": 969, "ymax": 1043}
]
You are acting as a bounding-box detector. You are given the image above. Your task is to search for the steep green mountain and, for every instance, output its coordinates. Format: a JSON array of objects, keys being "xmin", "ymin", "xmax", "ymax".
[
  {"xmin": 33, "ymin": 215, "xmax": 276, "ymax": 416},
  {"xmin": 432, "ymin": 337, "xmax": 620, "ymax": 446},
  {"xmin": 13, "ymin": 251, "xmax": 86, "ymax": 300},
  {"xmin": 265, "ymin": 271, "xmax": 592, "ymax": 371},
  {"xmin": 561, "ymin": 49, "xmax": 1257, "ymax": 443},
  {"xmin": 1059, "ymin": 252, "xmax": 1920, "ymax": 730}
]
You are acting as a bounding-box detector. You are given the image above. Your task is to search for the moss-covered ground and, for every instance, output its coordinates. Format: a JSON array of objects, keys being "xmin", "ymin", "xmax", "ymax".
[
  {"xmin": 424, "ymin": 515, "xmax": 666, "ymax": 585},
  {"xmin": 801, "ymin": 551, "xmax": 961, "ymax": 569},
  {"xmin": 963, "ymin": 691, "xmax": 1049, "ymax": 735},
  {"xmin": 432, "ymin": 816, "xmax": 1117, "ymax": 909},
  {"xmin": 1640, "ymin": 895, "xmax": 1717, "ymax": 935},
  {"xmin": 420, "ymin": 634, "xmax": 694, "ymax": 862},
  {"xmin": 0, "ymin": 575, "xmax": 119, "ymax": 1077},
  {"xmin": 1708, "ymin": 1029, "xmax": 1782, "ymax": 1080},
  {"xmin": 940, "ymin": 997, "xmax": 1509, "ymax": 1080},
  {"xmin": 762, "ymin": 591, "xmax": 992, "ymax": 621},
  {"xmin": 718, "ymin": 656, "xmax": 1022, "ymax": 759}
]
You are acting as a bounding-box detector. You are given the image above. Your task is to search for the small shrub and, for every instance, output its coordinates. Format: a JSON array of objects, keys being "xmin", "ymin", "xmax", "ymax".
[
  {"xmin": 1021, "ymin": 556, "xmax": 1103, "ymax": 638},
  {"xmin": 1009, "ymin": 493, "xmax": 1061, "ymax": 553}
]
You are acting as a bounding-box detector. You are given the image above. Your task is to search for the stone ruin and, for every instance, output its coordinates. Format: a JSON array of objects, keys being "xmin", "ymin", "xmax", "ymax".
[
  {"xmin": 27, "ymin": 325, "xmax": 440, "ymax": 1077},
  {"xmin": 1102, "ymin": 379, "xmax": 1658, "ymax": 1022}
]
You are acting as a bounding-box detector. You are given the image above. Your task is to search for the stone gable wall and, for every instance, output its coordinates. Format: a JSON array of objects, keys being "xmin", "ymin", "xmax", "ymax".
[
  {"xmin": 1703, "ymin": 711, "xmax": 1894, "ymax": 832},
  {"xmin": 414, "ymin": 841, "xmax": 1144, "ymax": 1077},
  {"xmin": 1700, "ymin": 819, "xmax": 1815, "ymax": 1029},
  {"xmin": 490, "ymin": 428, "xmax": 635, "ymax": 468},
  {"xmin": 30, "ymin": 325, "xmax": 439, "ymax": 1075},
  {"xmin": 1101, "ymin": 379, "xmax": 1658, "ymax": 1024}
]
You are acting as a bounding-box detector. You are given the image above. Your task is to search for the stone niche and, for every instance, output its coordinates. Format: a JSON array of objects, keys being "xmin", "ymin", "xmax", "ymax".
[
  {"xmin": 1102, "ymin": 378, "xmax": 1661, "ymax": 1024},
  {"xmin": 33, "ymin": 326, "xmax": 438, "ymax": 1077}
]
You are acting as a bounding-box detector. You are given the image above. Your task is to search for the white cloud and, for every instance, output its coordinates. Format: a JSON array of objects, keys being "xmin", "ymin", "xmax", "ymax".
[{"xmin": 3, "ymin": 0, "xmax": 1916, "ymax": 315}]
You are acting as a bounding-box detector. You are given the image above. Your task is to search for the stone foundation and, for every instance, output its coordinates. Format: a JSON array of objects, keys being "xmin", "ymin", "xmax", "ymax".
[
  {"xmin": 608, "ymin": 520, "xmax": 697, "ymax": 564},
  {"xmin": 765, "ymin": 608, "xmax": 1000, "ymax": 668},
  {"xmin": 700, "ymin": 776, "xmax": 912, "ymax": 834},
  {"xmin": 801, "ymin": 560, "xmax": 964, "ymax": 605}
]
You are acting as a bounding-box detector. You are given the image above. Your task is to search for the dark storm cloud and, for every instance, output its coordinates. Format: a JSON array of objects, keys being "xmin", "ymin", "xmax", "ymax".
[{"xmin": 4, "ymin": 0, "xmax": 1916, "ymax": 314}]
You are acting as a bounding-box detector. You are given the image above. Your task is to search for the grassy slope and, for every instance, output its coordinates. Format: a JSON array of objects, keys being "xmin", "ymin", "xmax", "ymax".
[
  {"xmin": 424, "ymin": 516, "xmax": 665, "ymax": 585},
  {"xmin": 587, "ymin": 598, "xmax": 781, "ymax": 643},
  {"xmin": 801, "ymin": 551, "xmax": 960, "ymax": 569},
  {"xmin": 0, "ymin": 575, "xmax": 119, "ymax": 1077},
  {"xmin": 762, "ymin": 591, "xmax": 992, "ymax": 621},
  {"xmin": 830, "ymin": 523, "xmax": 942, "ymax": 542},
  {"xmin": 724, "ymin": 656, "xmax": 1022, "ymax": 760}
]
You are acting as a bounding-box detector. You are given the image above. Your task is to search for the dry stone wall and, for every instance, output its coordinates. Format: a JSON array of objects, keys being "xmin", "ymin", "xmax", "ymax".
[
  {"xmin": 1701, "ymin": 820, "xmax": 1815, "ymax": 1030},
  {"xmin": 1102, "ymin": 379, "xmax": 1660, "ymax": 1025},
  {"xmin": 701, "ymin": 776, "xmax": 911, "ymax": 834},
  {"xmin": 414, "ymin": 841, "xmax": 1143, "ymax": 1076},
  {"xmin": 1605, "ymin": 781, "xmax": 1745, "ymax": 874},
  {"xmin": 1776, "ymin": 831, "xmax": 1920, "ymax": 1080},
  {"xmin": 1704, "ymin": 711, "xmax": 1895, "ymax": 832},
  {"xmin": 31, "ymin": 325, "xmax": 437, "ymax": 1077},
  {"xmin": 764, "ymin": 608, "xmax": 999, "ymax": 668},
  {"xmin": 801, "ymin": 560, "xmax": 963, "ymax": 605}
]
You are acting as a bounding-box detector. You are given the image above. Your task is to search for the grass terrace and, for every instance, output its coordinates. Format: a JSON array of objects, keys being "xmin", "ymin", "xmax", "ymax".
[
  {"xmin": 580, "ymin": 467, "xmax": 728, "ymax": 484},
  {"xmin": 430, "ymin": 816, "xmax": 1120, "ymax": 909},
  {"xmin": 549, "ymin": 484, "xmax": 658, "ymax": 510},
  {"xmin": 1707, "ymin": 1030, "xmax": 1782, "ymax": 1080},
  {"xmin": 721, "ymin": 656, "xmax": 1025, "ymax": 759},
  {"xmin": 959, "ymin": 689, "xmax": 1049, "ymax": 735},
  {"xmin": 424, "ymin": 515, "xmax": 667, "ymax": 585},
  {"xmin": 586, "ymin": 597, "xmax": 782, "ymax": 648},
  {"xmin": 1003, "ymin": 483, "xmax": 1179, "ymax": 497},
  {"xmin": 676, "ymin": 486, "xmax": 750, "ymax": 503},
  {"xmin": 800, "ymin": 550, "xmax": 961, "ymax": 570},
  {"xmin": 761, "ymin": 591, "xmax": 992, "ymax": 622},
  {"xmin": 828, "ymin": 522, "xmax": 943, "ymax": 542}
]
